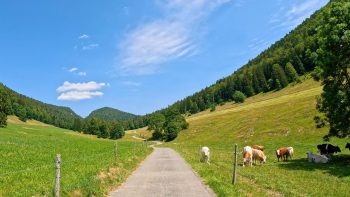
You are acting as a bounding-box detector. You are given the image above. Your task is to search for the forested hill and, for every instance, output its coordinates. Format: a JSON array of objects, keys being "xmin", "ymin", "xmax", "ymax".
[
  {"xmin": 86, "ymin": 107, "xmax": 137, "ymax": 121},
  {"xmin": 0, "ymin": 83, "xmax": 81, "ymax": 130}
]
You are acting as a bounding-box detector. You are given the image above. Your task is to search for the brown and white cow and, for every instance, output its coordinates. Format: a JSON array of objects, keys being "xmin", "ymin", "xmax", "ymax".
[
  {"xmin": 276, "ymin": 147, "xmax": 292, "ymax": 161},
  {"xmin": 252, "ymin": 149, "xmax": 267, "ymax": 165},
  {"xmin": 242, "ymin": 146, "xmax": 253, "ymax": 167}
]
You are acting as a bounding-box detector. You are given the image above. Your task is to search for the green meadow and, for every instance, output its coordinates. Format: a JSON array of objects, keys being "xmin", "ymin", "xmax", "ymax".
[
  {"xmin": 0, "ymin": 118, "xmax": 152, "ymax": 197},
  {"xmin": 165, "ymin": 79, "xmax": 350, "ymax": 197}
]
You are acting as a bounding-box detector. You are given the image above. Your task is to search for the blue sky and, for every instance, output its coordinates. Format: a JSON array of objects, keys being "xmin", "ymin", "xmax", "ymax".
[{"xmin": 0, "ymin": 0, "xmax": 328, "ymax": 117}]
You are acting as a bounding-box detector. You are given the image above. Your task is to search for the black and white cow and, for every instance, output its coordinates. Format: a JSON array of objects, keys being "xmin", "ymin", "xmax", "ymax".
[
  {"xmin": 345, "ymin": 143, "xmax": 350, "ymax": 150},
  {"xmin": 317, "ymin": 144, "xmax": 341, "ymax": 158}
]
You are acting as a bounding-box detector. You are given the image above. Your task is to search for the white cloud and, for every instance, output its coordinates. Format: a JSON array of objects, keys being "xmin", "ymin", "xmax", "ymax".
[
  {"xmin": 57, "ymin": 81, "xmax": 106, "ymax": 93},
  {"xmin": 118, "ymin": 0, "xmax": 231, "ymax": 75},
  {"xmin": 78, "ymin": 72, "xmax": 87, "ymax": 76},
  {"xmin": 82, "ymin": 43, "xmax": 99, "ymax": 50},
  {"xmin": 69, "ymin": 67, "xmax": 78, "ymax": 72},
  {"xmin": 269, "ymin": 0, "xmax": 328, "ymax": 30},
  {"xmin": 57, "ymin": 81, "xmax": 106, "ymax": 101},
  {"xmin": 78, "ymin": 34, "xmax": 89, "ymax": 39},
  {"xmin": 57, "ymin": 91, "xmax": 103, "ymax": 101}
]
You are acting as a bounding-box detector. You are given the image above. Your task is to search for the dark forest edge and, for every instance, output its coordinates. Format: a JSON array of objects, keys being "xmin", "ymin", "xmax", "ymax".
[{"xmin": 0, "ymin": 0, "xmax": 349, "ymax": 141}]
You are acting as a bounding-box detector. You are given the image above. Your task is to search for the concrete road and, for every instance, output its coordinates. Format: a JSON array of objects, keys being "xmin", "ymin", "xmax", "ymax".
[{"xmin": 109, "ymin": 148, "xmax": 215, "ymax": 197}]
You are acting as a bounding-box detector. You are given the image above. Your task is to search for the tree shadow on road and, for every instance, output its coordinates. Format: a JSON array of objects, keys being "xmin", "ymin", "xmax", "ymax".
[{"xmin": 277, "ymin": 154, "xmax": 350, "ymax": 178}]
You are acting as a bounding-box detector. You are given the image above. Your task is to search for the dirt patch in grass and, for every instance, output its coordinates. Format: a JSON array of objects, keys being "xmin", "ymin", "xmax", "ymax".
[
  {"xmin": 97, "ymin": 167, "xmax": 121, "ymax": 183},
  {"xmin": 67, "ymin": 190, "xmax": 83, "ymax": 197}
]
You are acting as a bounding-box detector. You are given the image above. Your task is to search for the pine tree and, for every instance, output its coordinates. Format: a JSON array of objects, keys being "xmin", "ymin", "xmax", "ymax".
[
  {"xmin": 285, "ymin": 62, "xmax": 299, "ymax": 82},
  {"xmin": 271, "ymin": 64, "xmax": 289, "ymax": 89}
]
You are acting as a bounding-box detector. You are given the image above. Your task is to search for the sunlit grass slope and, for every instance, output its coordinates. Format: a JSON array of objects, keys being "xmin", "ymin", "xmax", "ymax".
[
  {"xmin": 0, "ymin": 118, "xmax": 152, "ymax": 197},
  {"xmin": 166, "ymin": 79, "xmax": 350, "ymax": 197}
]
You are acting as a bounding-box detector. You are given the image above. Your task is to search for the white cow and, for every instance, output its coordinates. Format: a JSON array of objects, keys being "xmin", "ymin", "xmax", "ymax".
[
  {"xmin": 200, "ymin": 146, "xmax": 210, "ymax": 164},
  {"xmin": 287, "ymin": 147, "xmax": 294, "ymax": 159},
  {"xmin": 306, "ymin": 151, "xmax": 329, "ymax": 163},
  {"xmin": 243, "ymin": 146, "xmax": 253, "ymax": 167}
]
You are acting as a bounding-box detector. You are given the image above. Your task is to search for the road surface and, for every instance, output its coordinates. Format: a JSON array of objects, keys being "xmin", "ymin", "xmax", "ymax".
[{"xmin": 109, "ymin": 148, "xmax": 215, "ymax": 197}]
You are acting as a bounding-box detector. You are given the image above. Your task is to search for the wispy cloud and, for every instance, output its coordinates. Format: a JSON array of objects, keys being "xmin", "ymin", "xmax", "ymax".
[
  {"xmin": 269, "ymin": 0, "xmax": 328, "ymax": 30},
  {"xmin": 82, "ymin": 43, "xmax": 99, "ymax": 50},
  {"xmin": 78, "ymin": 34, "xmax": 89, "ymax": 39},
  {"xmin": 69, "ymin": 67, "xmax": 78, "ymax": 72},
  {"xmin": 77, "ymin": 72, "xmax": 87, "ymax": 76},
  {"xmin": 57, "ymin": 81, "xmax": 106, "ymax": 101},
  {"xmin": 75, "ymin": 34, "xmax": 99, "ymax": 50},
  {"xmin": 118, "ymin": 0, "xmax": 231, "ymax": 75},
  {"xmin": 66, "ymin": 67, "xmax": 87, "ymax": 76}
]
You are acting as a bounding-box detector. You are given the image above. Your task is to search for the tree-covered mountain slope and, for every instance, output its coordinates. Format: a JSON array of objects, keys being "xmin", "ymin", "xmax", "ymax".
[
  {"xmin": 86, "ymin": 107, "xmax": 138, "ymax": 121},
  {"xmin": 0, "ymin": 83, "xmax": 81, "ymax": 130}
]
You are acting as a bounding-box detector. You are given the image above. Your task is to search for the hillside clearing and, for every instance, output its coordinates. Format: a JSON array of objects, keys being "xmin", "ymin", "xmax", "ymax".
[{"xmin": 165, "ymin": 79, "xmax": 350, "ymax": 197}]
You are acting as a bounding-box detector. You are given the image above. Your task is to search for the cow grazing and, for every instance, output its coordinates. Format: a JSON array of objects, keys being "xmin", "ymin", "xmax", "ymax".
[
  {"xmin": 345, "ymin": 143, "xmax": 350, "ymax": 150},
  {"xmin": 200, "ymin": 146, "xmax": 210, "ymax": 164},
  {"xmin": 251, "ymin": 145, "xmax": 264, "ymax": 151},
  {"xmin": 307, "ymin": 151, "xmax": 329, "ymax": 163},
  {"xmin": 242, "ymin": 146, "xmax": 253, "ymax": 167},
  {"xmin": 276, "ymin": 147, "xmax": 291, "ymax": 161},
  {"xmin": 317, "ymin": 144, "xmax": 341, "ymax": 157},
  {"xmin": 287, "ymin": 147, "xmax": 294, "ymax": 159},
  {"xmin": 252, "ymin": 149, "xmax": 266, "ymax": 165}
]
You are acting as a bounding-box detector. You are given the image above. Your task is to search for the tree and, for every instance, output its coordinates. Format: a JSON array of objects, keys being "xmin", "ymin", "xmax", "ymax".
[
  {"xmin": 285, "ymin": 62, "xmax": 299, "ymax": 82},
  {"xmin": 232, "ymin": 91, "xmax": 246, "ymax": 103},
  {"xmin": 73, "ymin": 118, "xmax": 83, "ymax": 132},
  {"xmin": 148, "ymin": 113, "xmax": 165, "ymax": 132},
  {"xmin": 0, "ymin": 93, "xmax": 8, "ymax": 127},
  {"xmin": 314, "ymin": 1, "xmax": 350, "ymax": 139},
  {"xmin": 110, "ymin": 123, "xmax": 124, "ymax": 139},
  {"xmin": 271, "ymin": 64, "xmax": 288, "ymax": 89}
]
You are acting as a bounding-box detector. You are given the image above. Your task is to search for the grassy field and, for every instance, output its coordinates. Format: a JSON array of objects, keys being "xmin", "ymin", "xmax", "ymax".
[
  {"xmin": 0, "ymin": 117, "xmax": 152, "ymax": 197},
  {"xmin": 164, "ymin": 79, "xmax": 350, "ymax": 197}
]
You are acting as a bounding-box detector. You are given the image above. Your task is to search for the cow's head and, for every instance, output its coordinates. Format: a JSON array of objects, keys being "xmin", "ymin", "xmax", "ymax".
[{"xmin": 335, "ymin": 146, "xmax": 341, "ymax": 153}]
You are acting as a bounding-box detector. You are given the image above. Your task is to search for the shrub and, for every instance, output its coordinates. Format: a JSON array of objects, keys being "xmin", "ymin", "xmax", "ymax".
[{"xmin": 232, "ymin": 91, "xmax": 246, "ymax": 103}]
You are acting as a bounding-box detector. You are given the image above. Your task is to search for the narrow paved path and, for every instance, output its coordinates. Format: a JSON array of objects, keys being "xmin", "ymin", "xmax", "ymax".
[{"xmin": 109, "ymin": 148, "xmax": 215, "ymax": 197}]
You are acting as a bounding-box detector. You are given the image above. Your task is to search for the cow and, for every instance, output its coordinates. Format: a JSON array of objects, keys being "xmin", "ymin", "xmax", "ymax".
[
  {"xmin": 251, "ymin": 145, "xmax": 264, "ymax": 151},
  {"xmin": 345, "ymin": 143, "xmax": 350, "ymax": 150},
  {"xmin": 306, "ymin": 151, "xmax": 329, "ymax": 163},
  {"xmin": 252, "ymin": 149, "xmax": 266, "ymax": 165},
  {"xmin": 317, "ymin": 144, "xmax": 341, "ymax": 158},
  {"xmin": 287, "ymin": 147, "xmax": 294, "ymax": 159},
  {"xmin": 242, "ymin": 146, "xmax": 253, "ymax": 167},
  {"xmin": 276, "ymin": 147, "xmax": 291, "ymax": 161},
  {"xmin": 200, "ymin": 146, "xmax": 210, "ymax": 164}
]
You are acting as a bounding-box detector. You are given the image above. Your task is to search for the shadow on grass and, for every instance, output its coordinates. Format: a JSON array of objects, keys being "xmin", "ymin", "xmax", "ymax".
[{"xmin": 277, "ymin": 154, "xmax": 350, "ymax": 178}]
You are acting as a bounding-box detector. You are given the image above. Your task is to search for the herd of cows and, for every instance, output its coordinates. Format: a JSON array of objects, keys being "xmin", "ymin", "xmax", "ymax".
[{"xmin": 199, "ymin": 143, "xmax": 350, "ymax": 166}]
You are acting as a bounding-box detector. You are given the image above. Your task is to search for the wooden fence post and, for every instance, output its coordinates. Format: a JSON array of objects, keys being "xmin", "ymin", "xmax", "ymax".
[
  {"xmin": 232, "ymin": 144, "xmax": 238, "ymax": 185},
  {"xmin": 55, "ymin": 154, "xmax": 61, "ymax": 197},
  {"xmin": 114, "ymin": 142, "xmax": 118, "ymax": 162}
]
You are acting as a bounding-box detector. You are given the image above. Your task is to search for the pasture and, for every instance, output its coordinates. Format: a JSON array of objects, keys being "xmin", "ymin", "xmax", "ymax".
[
  {"xmin": 0, "ymin": 117, "xmax": 152, "ymax": 197},
  {"xmin": 165, "ymin": 79, "xmax": 350, "ymax": 197}
]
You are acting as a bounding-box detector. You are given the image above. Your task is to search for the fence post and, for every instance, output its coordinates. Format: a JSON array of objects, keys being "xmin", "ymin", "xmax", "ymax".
[
  {"xmin": 114, "ymin": 142, "xmax": 118, "ymax": 162},
  {"xmin": 232, "ymin": 144, "xmax": 238, "ymax": 185},
  {"xmin": 55, "ymin": 154, "xmax": 61, "ymax": 197}
]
